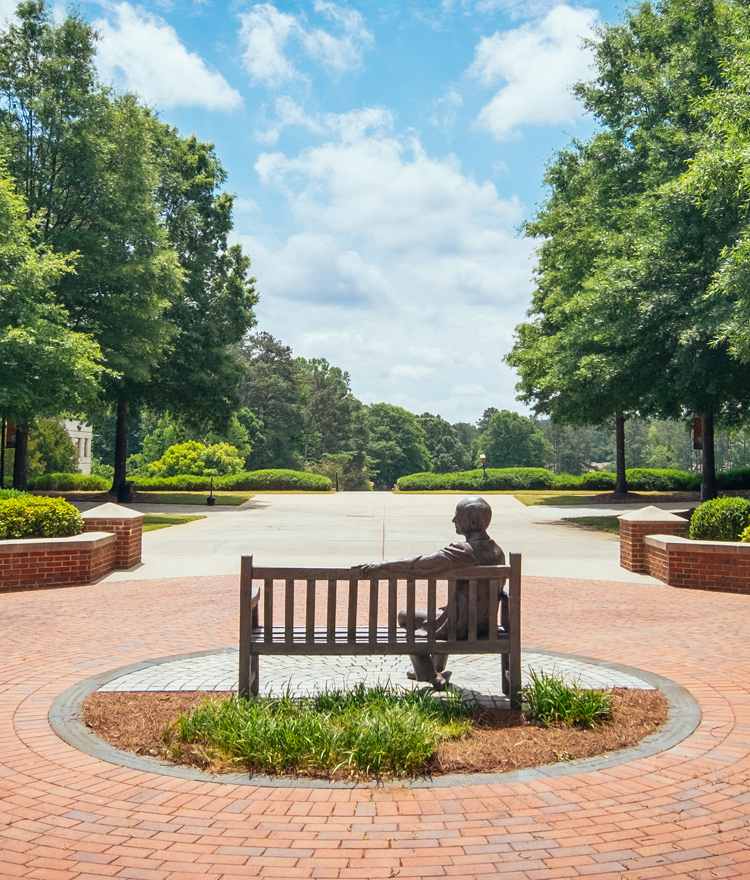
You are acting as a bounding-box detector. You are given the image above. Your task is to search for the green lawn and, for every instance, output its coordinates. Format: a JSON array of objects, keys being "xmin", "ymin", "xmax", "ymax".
[
  {"xmin": 562, "ymin": 515, "xmax": 620, "ymax": 535},
  {"xmin": 513, "ymin": 491, "xmax": 604, "ymax": 506},
  {"xmin": 136, "ymin": 491, "xmax": 252, "ymax": 506},
  {"xmin": 142, "ymin": 514, "xmax": 206, "ymax": 532}
]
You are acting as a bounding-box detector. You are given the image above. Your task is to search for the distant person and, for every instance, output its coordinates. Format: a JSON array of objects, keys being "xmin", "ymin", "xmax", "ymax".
[{"xmin": 359, "ymin": 496, "xmax": 505, "ymax": 689}]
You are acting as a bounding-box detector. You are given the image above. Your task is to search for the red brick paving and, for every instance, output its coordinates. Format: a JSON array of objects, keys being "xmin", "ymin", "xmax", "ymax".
[{"xmin": 1, "ymin": 574, "xmax": 749, "ymax": 879}]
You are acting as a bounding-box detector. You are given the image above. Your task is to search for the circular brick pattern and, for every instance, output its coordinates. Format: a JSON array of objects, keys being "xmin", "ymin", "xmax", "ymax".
[{"xmin": 2, "ymin": 573, "xmax": 750, "ymax": 878}]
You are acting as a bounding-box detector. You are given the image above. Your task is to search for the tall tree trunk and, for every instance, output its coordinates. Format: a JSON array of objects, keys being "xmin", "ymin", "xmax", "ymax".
[
  {"xmin": 701, "ymin": 411, "xmax": 717, "ymax": 502},
  {"xmin": 614, "ymin": 413, "xmax": 628, "ymax": 494},
  {"xmin": 12, "ymin": 417, "xmax": 29, "ymax": 492},
  {"xmin": 111, "ymin": 400, "xmax": 129, "ymax": 494}
]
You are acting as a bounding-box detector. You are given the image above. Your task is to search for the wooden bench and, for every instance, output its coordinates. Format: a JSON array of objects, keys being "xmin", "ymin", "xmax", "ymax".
[{"xmin": 238, "ymin": 553, "xmax": 522, "ymax": 708}]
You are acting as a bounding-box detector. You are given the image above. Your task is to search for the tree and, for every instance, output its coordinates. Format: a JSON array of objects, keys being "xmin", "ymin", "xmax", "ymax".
[
  {"xmin": 0, "ymin": 1, "xmax": 183, "ymax": 488},
  {"xmin": 477, "ymin": 411, "xmax": 552, "ymax": 468},
  {"xmin": 0, "ymin": 165, "xmax": 102, "ymax": 488},
  {"xmin": 27, "ymin": 417, "xmax": 79, "ymax": 476},
  {"xmin": 297, "ymin": 357, "xmax": 366, "ymax": 463},
  {"xmin": 238, "ymin": 333, "xmax": 305, "ymax": 469},
  {"xmin": 418, "ymin": 413, "xmax": 471, "ymax": 473},
  {"xmin": 365, "ymin": 404, "xmax": 430, "ymax": 489},
  {"xmin": 507, "ymin": 0, "xmax": 750, "ymax": 499}
]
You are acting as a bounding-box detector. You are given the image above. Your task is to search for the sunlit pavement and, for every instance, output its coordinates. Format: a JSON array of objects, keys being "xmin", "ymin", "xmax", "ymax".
[{"xmin": 2, "ymin": 493, "xmax": 749, "ymax": 878}]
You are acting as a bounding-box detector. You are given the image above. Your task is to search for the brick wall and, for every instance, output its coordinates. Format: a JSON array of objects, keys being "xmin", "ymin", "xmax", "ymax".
[
  {"xmin": 619, "ymin": 507, "xmax": 688, "ymax": 572},
  {"xmin": 81, "ymin": 503, "xmax": 143, "ymax": 569},
  {"xmin": 644, "ymin": 535, "xmax": 750, "ymax": 594},
  {"xmin": 0, "ymin": 533, "xmax": 116, "ymax": 593}
]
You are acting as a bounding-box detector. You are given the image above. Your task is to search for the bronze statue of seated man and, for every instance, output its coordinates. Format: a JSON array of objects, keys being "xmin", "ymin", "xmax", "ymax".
[{"xmin": 359, "ymin": 495, "xmax": 505, "ymax": 689}]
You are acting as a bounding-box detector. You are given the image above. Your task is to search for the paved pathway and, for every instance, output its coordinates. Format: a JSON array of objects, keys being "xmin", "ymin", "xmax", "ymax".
[{"xmin": 2, "ymin": 493, "xmax": 749, "ymax": 879}]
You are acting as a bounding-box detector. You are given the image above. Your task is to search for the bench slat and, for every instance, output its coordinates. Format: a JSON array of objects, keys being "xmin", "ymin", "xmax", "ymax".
[
  {"xmin": 405, "ymin": 578, "xmax": 415, "ymax": 643},
  {"xmin": 388, "ymin": 578, "xmax": 397, "ymax": 642},
  {"xmin": 306, "ymin": 578, "xmax": 315, "ymax": 641},
  {"xmin": 327, "ymin": 579, "xmax": 336, "ymax": 643},
  {"xmin": 347, "ymin": 579, "xmax": 358, "ymax": 641},
  {"xmin": 368, "ymin": 580, "xmax": 378, "ymax": 641},
  {"xmin": 263, "ymin": 579, "xmax": 273, "ymax": 643}
]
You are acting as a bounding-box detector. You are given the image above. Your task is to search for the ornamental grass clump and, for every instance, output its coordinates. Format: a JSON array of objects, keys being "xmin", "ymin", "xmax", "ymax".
[
  {"xmin": 524, "ymin": 670, "xmax": 613, "ymax": 729},
  {"xmin": 166, "ymin": 683, "xmax": 472, "ymax": 779},
  {"xmin": 689, "ymin": 497, "xmax": 750, "ymax": 542},
  {"xmin": 0, "ymin": 495, "xmax": 84, "ymax": 539}
]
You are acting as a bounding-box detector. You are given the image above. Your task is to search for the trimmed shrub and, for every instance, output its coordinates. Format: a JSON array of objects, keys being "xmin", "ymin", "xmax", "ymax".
[
  {"xmin": 625, "ymin": 468, "xmax": 700, "ymax": 491},
  {"xmin": 0, "ymin": 488, "xmax": 26, "ymax": 500},
  {"xmin": 580, "ymin": 471, "xmax": 617, "ymax": 490},
  {"xmin": 132, "ymin": 469, "xmax": 331, "ymax": 492},
  {"xmin": 741, "ymin": 524, "xmax": 750, "ymax": 543},
  {"xmin": 0, "ymin": 496, "xmax": 84, "ymax": 539},
  {"xmin": 689, "ymin": 497, "xmax": 750, "ymax": 542},
  {"xmin": 28, "ymin": 473, "xmax": 110, "ymax": 491},
  {"xmin": 717, "ymin": 467, "xmax": 750, "ymax": 490},
  {"xmin": 397, "ymin": 468, "xmax": 556, "ymax": 491}
]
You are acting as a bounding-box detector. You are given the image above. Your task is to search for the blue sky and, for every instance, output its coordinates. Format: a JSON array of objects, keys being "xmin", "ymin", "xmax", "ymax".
[{"xmin": 4, "ymin": 0, "xmax": 622, "ymax": 424}]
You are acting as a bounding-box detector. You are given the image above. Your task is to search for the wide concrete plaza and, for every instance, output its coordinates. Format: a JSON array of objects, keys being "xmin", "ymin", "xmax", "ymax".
[{"xmin": 1, "ymin": 491, "xmax": 749, "ymax": 879}]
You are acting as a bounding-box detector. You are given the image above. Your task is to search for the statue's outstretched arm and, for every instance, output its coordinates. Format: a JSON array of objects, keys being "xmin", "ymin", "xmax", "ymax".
[{"xmin": 357, "ymin": 543, "xmax": 474, "ymax": 578}]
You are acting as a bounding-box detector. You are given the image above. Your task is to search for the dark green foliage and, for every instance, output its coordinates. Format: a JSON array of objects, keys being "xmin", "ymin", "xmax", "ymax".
[
  {"xmin": 689, "ymin": 497, "xmax": 750, "ymax": 541},
  {"xmin": 397, "ymin": 468, "xmax": 556, "ymax": 491},
  {"xmin": 366, "ymin": 403, "xmax": 430, "ymax": 489},
  {"xmin": 28, "ymin": 472, "xmax": 109, "ymax": 491},
  {"xmin": 0, "ymin": 495, "xmax": 83, "ymax": 538},
  {"xmin": 418, "ymin": 413, "xmax": 471, "ymax": 473},
  {"xmin": 132, "ymin": 469, "xmax": 331, "ymax": 492},
  {"xmin": 579, "ymin": 472, "xmax": 616, "ymax": 490},
  {"xmin": 27, "ymin": 419, "xmax": 78, "ymax": 476},
  {"xmin": 625, "ymin": 469, "xmax": 700, "ymax": 491},
  {"xmin": 716, "ymin": 468, "xmax": 750, "ymax": 490},
  {"xmin": 169, "ymin": 684, "xmax": 472, "ymax": 779},
  {"xmin": 478, "ymin": 411, "xmax": 553, "ymax": 469}
]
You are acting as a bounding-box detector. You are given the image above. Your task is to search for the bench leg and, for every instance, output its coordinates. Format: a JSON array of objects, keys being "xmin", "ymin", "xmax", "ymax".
[{"xmin": 250, "ymin": 654, "xmax": 259, "ymax": 698}]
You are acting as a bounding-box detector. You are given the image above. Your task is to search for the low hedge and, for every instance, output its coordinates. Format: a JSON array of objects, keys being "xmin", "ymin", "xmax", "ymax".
[
  {"xmin": 398, "ymin": 467, "xmax": 703, "ymax": 492},
  {"xmin": 690, "ymin": 497, "xmax": 750, "ymax": 542},
  {"xmin": 397, "ymin": 468, "xmax": 557, "ymax": 491},
  {"xmin": 28, "ymin": 473, "xmax": 110, "ymax": 491},
  {"xmin": 0, "ymin": 488, "xmax": 26, "ymax": 500},
  {"xmin": 717, "ymin": 467, "xmax": 750, "ymax": 490},
  {"xmin": 131, "ymin": 469, "xmax": 332, "ymax": 492},
  {"xmin": 0, "ymin": 495, "xmax": 84, "ymax": 539}
]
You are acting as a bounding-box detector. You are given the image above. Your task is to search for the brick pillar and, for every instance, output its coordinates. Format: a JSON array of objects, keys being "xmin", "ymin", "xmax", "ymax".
[
  {"xmin": 618, "ymin": 506, "xmax": 689, "ymax": 573},
  {"xmin": 81, "ymin": 502, "xmax": 143, "ymax": 569}
]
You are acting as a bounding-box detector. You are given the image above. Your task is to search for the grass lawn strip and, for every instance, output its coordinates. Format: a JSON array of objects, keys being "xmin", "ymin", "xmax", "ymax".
[
  {"xmin": 135, "ymin": 491, "xmax": 251, "ymax": 506},
  {"xmin": 83, "ymin": 685, "xmax": 667, "ymax": 782},
  {"xmin": 563, "ymin": 515, "xmax": 621, "ymax": 534},
  {"xmin": 141, "ymin": 514, "xmax": 206, "ymax": 532}
]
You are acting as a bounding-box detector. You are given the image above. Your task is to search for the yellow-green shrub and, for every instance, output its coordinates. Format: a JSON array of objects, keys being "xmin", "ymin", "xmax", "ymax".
[{"xmin": 0, "ymin": 496, "xmax": 84, "ymax": 539}]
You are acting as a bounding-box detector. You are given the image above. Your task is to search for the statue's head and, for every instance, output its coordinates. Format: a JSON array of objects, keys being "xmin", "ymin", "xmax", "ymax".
[{"xmin": 452, "ymin": 496, "xmax": 492, "ymax": 535}]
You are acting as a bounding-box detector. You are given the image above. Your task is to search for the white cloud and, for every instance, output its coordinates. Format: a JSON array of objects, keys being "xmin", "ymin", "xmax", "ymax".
[
  {"xmin": 95, "ymin": 3, "xmax": 242, "ymax": 111},
  {"xmin": 0, "ymin": 0, "xmax": 16, "ymax": 21},
  {"xmin": 239, "ymin": 4, "xmax": 300, "ymax": 87},
  {"xmin": 468, "ymin": 4, "xmax": 598, "ymax": 139},
  {"xmin": 239, "ymin": 2, "xmax": 373, "ymax": 88},
  {"xmin": 256, "ymin": 96, "xmax": 324, "ymax": 145},
  {"xmin": 237, "ymin": 111, "xmax": 535, "ymax": 421}
]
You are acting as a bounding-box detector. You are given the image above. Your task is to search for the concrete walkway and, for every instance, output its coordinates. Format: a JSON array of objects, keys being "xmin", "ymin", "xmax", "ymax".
[
  {"xmin": 101, "ymin": 492, "xmax": 664, "ymax": 583},
  {"xmin": 2, "ymin": 493, "xmax": 749, "ymax": 879}
]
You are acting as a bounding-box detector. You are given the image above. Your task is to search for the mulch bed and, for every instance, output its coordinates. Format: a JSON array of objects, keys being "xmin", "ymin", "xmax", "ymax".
[{"xmin": 82, "ymin": 688, "xmax": 669, "ymax": 780}]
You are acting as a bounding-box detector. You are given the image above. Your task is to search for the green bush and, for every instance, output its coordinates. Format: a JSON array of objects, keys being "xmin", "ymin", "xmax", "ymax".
[
  {"xmin": 132, "ymin": 469, "xmax": 331, "ymax": 492},
  {"xmin": 0, "ymin": 496, "xmax": 84, "ymax": 539},
  {"xmin": 0, "ymin": 488, "xmax": 26, "ymax": 500},
  {"xmin": 741, "ymin": 524, "xmax": 750, "ymax": 542},
  {"xmin": 580, "ymin": 471, "xmax": 617, "ymax": 490},
  {"xmin": 689, "ymin": 497, "xmax": 750, "ymax": 542},
  {"xmin": 397, "ymin": 468, "xmax": 556, "ymax": 491},
  {"xmin": 625, "ymin": 468, "xmax": 700, "ymax": 491},
  {"xmin": 28, "ymin": 472, "xmax": 110, "ymax": 491},
  {"xmin": 717, "ymin": 467, "xmax": 750, "ymax": 490},
  {"xmin": 147, "ymin": 441, "xmax": 245, "ymax": 477}
]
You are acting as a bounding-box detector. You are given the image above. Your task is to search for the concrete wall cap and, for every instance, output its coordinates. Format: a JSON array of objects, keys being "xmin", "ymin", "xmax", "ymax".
[
  {"xmin": 618, "ymin": 505, "xmax": 687, "ymax": 523},
  {"xmin": 0, "ymin": 532, "xmax": 116, "ymax": 552},
  {"xmin": 644, "ymin": 533, "xmax": 750, "ymax": 553},
  {"xmin": 81, "ymin": 503, "xmax": 143, "ymax": 521}
]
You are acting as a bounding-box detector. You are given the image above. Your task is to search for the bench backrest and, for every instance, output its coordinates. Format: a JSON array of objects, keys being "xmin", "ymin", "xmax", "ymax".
[{"xmin": 240, "ymin": 554, "xmax": 521, "ymax": 647}]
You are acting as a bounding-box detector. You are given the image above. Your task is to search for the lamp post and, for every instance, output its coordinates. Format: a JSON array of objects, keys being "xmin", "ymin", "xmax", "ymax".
[{"xmin": 479, "ymin": 453, "xmax": 487, "ymax": 481}]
